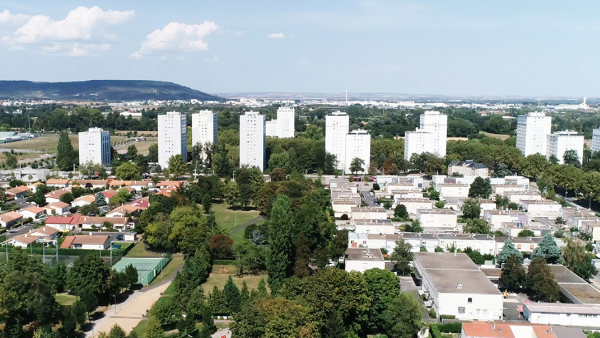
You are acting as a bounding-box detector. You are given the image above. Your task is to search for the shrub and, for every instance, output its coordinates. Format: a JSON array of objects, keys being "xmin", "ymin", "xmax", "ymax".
[{"xmin": 428, "ymin": 308, "xmax": 436, "ymax": 318}]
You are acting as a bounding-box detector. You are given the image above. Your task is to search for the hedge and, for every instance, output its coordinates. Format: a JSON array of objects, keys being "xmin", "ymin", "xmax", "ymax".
[{"xmin": 438, "ymin": 322, "xmax": 462, "ymax": 333}]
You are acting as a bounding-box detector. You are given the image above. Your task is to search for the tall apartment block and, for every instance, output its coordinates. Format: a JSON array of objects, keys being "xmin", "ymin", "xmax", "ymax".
[
  {"xmin": 404, "ymin": 111, "xmax": 448, "ymax": 160},
  {"xmin": 325, "ymin": 111, "xmax": 350, "ymax": 170},
  {"xmin": 345, "ymin": 129, "xmax": 371, "ymax": 174},
  {"xmin": 593, "ymin": 128, "xmax": 600, "ymax": 154},
  {"xmin": 516, "ymin": 112, "xmax": 552, "ymax": 156},
  {"xmin": 546, "ymin": 131, "xmax": 584, "ymax": 164},
  {"xmin": 191, "ymin": 110, "xmax": 218, "ymax": 148},
  {"xmin": 265, "ymin": 107, "xmax": 295, "ymax": 138},
  {"xmin": 158, "ymin": 111, "xmax": 187, "ymax": 169},
  {"xmin": 240, "ymin": 111, "xmax": 266, "ymax": 171},
  {"xmin": 79, "ymin": 128, "xmax": 111, "ymax": 166}
]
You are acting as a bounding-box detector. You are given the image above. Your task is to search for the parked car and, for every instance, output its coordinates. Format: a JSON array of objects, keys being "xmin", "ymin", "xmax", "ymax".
[
  {"xmin": 369, "ymin": 191, "xmax": 374, "ymax": 196},
  {"xmin": 116, "ymin": 234, "xmax": 125, "ymax": 241}
]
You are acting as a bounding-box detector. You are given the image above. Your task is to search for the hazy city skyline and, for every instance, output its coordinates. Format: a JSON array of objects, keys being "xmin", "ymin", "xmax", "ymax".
[{"xmin": 0, "ymin": 1, "xmax": 598, "ymax": 97}]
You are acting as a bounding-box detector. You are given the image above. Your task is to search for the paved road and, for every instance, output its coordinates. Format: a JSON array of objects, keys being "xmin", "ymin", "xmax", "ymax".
[
  {"xmin": 6, "ymin": 197, "xmax": 30, "ymax": 209},
  {"xmin": 361, "ymin": 190, "xmax": 377, "ymax": 207},
  {"xmin": 229, "ymin": 215, "xmax": 264, "ymax": 235},
  {"xmin": 6, "ymin": 224, "xmax": 34, "ymax": 239}
]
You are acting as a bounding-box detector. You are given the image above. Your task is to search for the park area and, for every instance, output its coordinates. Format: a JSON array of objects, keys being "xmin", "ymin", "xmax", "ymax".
[
  {"xmin": 0, "ymin": 133, "xmax": 129, "ymax": 153},
  {"xmin": 112, "ymin": 257, "xmax": 171, "ymax": 285}
]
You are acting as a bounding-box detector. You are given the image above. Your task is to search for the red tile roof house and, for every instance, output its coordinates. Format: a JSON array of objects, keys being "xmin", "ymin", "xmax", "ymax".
[
  {"xmin": 60, "ymin": 235, "xmax": 111, "ymax": 250},
  {"xmin": 45, "ymin": 216, "xmax": 79, "ymax": 232},
  {"xmin": 44, "ymin": 202, "xmax": 70, "ymax": 216},
  {"xmin": 44, "ymin": 188, "xmax": 72, "ymax": 204},
  {"xmin": 71, "ymin": 194, "xmax": 96, "ymax": 208},
  {"xmin": 45, "ymin": 179, "xmax": 71, "ymax": 188},
  {"xmin": 6, "ymin": 185, "xmax": 30, "ymax": 199},
  {"xmin": 72, "ymin": 180, "xmax": 109, "ymax": 189},
  {"xmin": 18, "ymin": 206, "xmax": 47, "ymax": 220},
  {"xmin": 27, "ymin": 182, "xmax": 43, "ymax": 193},
  {"xmin": 5, "ymin": 233, "xmax": 38, "ymax": 248},
  {"xmin": 0, "ymin": 211, "xmax": 23, "ymax": 228},
  {"xmin": 29, "ymin": 226, "xmax": 60, "ymax": 241},
  {"xmin": 106, "ymin": 197, "xmax": 149, "ymax": 217},
  {"xmin": 71, "ymin": 215, "xmax": 129, "ymax": 230},
  {"xmin": 108, "ymin": 180, "xmax": 153, "ymax": 191}
]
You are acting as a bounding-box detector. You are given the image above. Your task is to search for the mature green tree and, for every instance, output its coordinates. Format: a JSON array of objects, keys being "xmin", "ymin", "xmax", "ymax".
[
  {"xmin": 67, "ymin": 255, "xmax": 112, "ymax": 299},
  {"xmin": 349, "ymin": 157, "xmax": 365, "ymax": 175},
  {"xmin": 364, "ymin": 268, "xmax": 401, "ymax": 332},
  {"xmin": 518, "ymin": 229, "xmax": 535, "ymax": 237},
  {"xmin": 202, "ymin": 301, "xmax": 216, "ymax": 333},
  {"xmin": 390, "ymin": 240, "xmax": 413, "ymax": 275},
  {"xmin": 176, "ymin": 311, "xmax": 197, "ymax": 338},
  {"xmin": 224, "ymin": 275, "xmax": 241, "ymax": 314},
  {"xmin": 394, "ymin": 204, "xmax": 409, "ymax": 220},
  {"xmin": 115, "ymin": 162, "xmax": 142, "ymax": 180},
  {"xmin": 268, "ymin": 151, "xmax": 292, "ymax": 173},
  {"xmin": 526, "ymin": 257, "xmax": 560, "ymax": 302},
  {"xmin": 497, "ymin": 239, "xmax": 523, "ymax": 265},
  {"xmin": 4, "ymin": 152, "xmax": 17, "ymax": 169},
  {"xmin": 404, "ymin": 220, "xmax": 423, "ymax": 233},
  {"xmin": 148, "ymin": 144, "xmax": 159, "ymax": 163},
  {"xmin": 167, "ymin": 154, "xmax": 188, "ymax": 178},
  {"xmin": 266, "ymin": 195, "xmax": 294, "ymax": 294},
  {"xmin": 60, "ymin": 192, "xmax": 75, "ymax": 204},
  {"xmin": 500, "ymin": 255, "xmax": 526, "ymax": 291},
  {"xmin": 60, "ymin": 306, "xmax": 78, "ymax": 338},
  {"xmin": 145, "ymin": 315, "xmax": 165, "ymax": 338},
  {"xmin": 382, "ymin": 293, "xmax": 423, "ymax": 338},
  {"xmin": 79, "ymin": 286, "xmax": 99, "ymax": 316},
  {"xmin": 324, "ymin": 152, "xmax": 338, "ymax": 174},
  {"xmin": 563, "ymin": 149, "xmax": 581, "ymax": 168},
  {"xmin": 222, "ymin": 180, "xmax": 239, "ymax": 207},
  {"xmin": 79, "ymin": 203, "xmax": 100, "ymax": 216},
  {"xmin": 305, "ymin": 124, "xmax": 324, "ymax": 140},
  {"xmin": 48, "ymin": 261, "xmax": 68, "ymax": 293},
  {"xmin": 239, "ymin": 281, "xmax": 250, "ymax": 309},
  {"xmin": 531, "ymin": 233, "xmax": 562, "ymax": 264},
  {"xmin": 126, "ymin": 145, "xmax": 138, "ymax": 160},
  {"xmin": 95, "ymin": 191, "xmax": 107, "ymax": 206},
  {"xmin": 108, "ymin": 324, "xmax": 127, "ymax": 338},
  {"xmin": 463, "ymin": 218, "xmax": 490, "ymax": 234},
  {"xmin": 208, "ymin": 286, "xmax": 228, "ymax": 316},
  {"xmin": 429, "ymin": 190, "xmax": 440, "ymax": 201},
  {"xmin": 57, "ymin": 130, "xmax": 76, "ymax": 171},
  {"xmin": 461, "ymin": 198, "xmax": 481, "ymax": 219},
  {"xmin": 469, "ymin": 177, "xmax": 492, "ymax": 199},
  {"xmin": 293, "ymin": 233, "xmax": 312, "ymax": 278},
  {"xmin": 562, "ymin": 239, "xmax": 598, "ymax": 282},
  {"xmin": 124, "ymin": 264, "xmax": 139, "ymax": 288},
  {"xmin": 72, "ymin": 299, "xmax": 87, "ymax": 328}
]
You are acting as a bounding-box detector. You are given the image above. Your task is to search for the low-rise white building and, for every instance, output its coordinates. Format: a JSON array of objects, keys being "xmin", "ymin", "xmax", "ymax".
[
  {"xmin": 332, "ymin": 199, "xmax": 360, "ymax": 218},
  {"xmin": 448, "ymin": 161, "xmax": 488, "ymax": 178},
  {"xmin": 391, "ymin": 190, "xmax": 423, "ymax": 200},
  {"xmin": 397, "ymin": 198, "xmax": 433, "ymax": 215},
  {"xmin": 505, "ymin": 191, "xmax": 542, "ymax": 204},
  {"xmin": 414, "ymin": 253, "xmax": 503, "ymax": 321},
  {"xmin": 520, "ymin": 199, "xmax": 561, "ymax": 218},
  {"xmin": 354, "ymin": 219, "xmax": 395, "ymax": 235},
  {"xmin": 417, "ymin": 209, "xmax": 458, "ymax": 229},
  {"xmin": 60, "ymin": 235, "xmax": 111, "ymax": 250},
  {"xmin": 350, "ymin": 207, "xmax": 387, "ymax": 220},
  {"xmin": 438, "ymin": 183, "xmax": 469, "ymax": 200},
  {"xmin": 493, "ymin": 184, "xmax": 526, "ymax": 196},
  {"xmin": 344, "ymin": 248, "xmax": 385, "ymax": 273},
  {"xmin": 524, "ymin": 303, "xmax": 600, "ymax": 328}
]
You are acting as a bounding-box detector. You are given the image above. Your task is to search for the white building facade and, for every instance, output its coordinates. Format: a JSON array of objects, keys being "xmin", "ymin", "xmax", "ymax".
[
  {"xmin": 325, "ymin": 111, "xmax": 350, "ymax": 170},
  {"xmin": 276, "ymin": 107, "xmax": 295, "ymax": 138},
  {"xmin": 546, "ymin": 131, "xmax": 584, "ymax": 164},
  {"xmin": 516, "ymin": 112, "xmax": 552, "ymax": 156},
  {"xmin": 240, "ymin": 111, "xmax": 266, "ymax": 171},
  {"xmin": 593, "ymin": 127, "xmax": 600, "ymax": 154},
  {"xmin": 345, "ymin": 129, "xmax": 371, "ymax": 174},
  {"xmin": 404, "ymin": 129, "xmax": 432, "ymax": 160},
  {"xmin": 158, "ymin": 112, "xmax": 187, "ymax": 169},
  {"xmin": 78, "ymin": 128, "xmax": 111, "ymax": 166},
  {"xmin": 404, "ymin": 111, "xmax": 447, "ymax": 160},
  {"xmin": 191, "ymin": 110, "xmax": 218, "ymax": 148}
]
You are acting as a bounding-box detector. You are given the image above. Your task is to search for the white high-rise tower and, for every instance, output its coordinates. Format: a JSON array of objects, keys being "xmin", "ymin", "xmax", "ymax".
[
  {"xmin": 158, "ymin": 112, "xmax": 187, "ymax": 169},
  {"xmin": 345, "ymin": 129, "xmax": 371, "ymax": 174},
  {"xmin": 516, "ymin": 112, "xmax": 552, "ymax": 156},
  {"xmin": 191, "ymin": 110, "xmax": 218, "ymax": 147},
  {"xmin": 325, "ymin": 111, "xmax": 350, "ymax": 170},
  {"xmin": 420, "ymin": 111, "xmax": 448, "ymax": 157},
  {"xmin": 276, "ymin": 107, "xmax": 295, "ymax": 138},
  {"xmin": 240, "ymin": 111, "xmax": 266, "ymax": 171},
  {"xmin": 79, "ymin": 128, "xmax": 111, "ymax": 166}
]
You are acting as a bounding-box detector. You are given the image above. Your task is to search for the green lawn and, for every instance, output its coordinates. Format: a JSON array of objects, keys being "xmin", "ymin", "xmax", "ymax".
[
  {"xmin": 55, "ymin": 293, "xmax": 77, "ymax": 306},
  {"xmin": 148, "ymin": 255, "xmax": 184, "ymax": 286},
  {"xmin": 126, "ymin": 242, "xmax": 166, "ymax": 258},
  {"xmin": 212, "ymin": 203, "xmax": 260, "ymax": 232},
  {"xmin": 131, "ymin": 318, "xmax": 148, "ymax": 337},
  {"xmin": 202, "ymin": 265, "xmax": 268, "ymax": 294},
  {"xmin": 230, "ymin": 218, "xmax": 264, "ymax": 244}
]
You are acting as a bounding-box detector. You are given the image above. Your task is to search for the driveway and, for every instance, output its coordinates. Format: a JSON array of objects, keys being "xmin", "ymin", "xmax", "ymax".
[
  {"xmin": 6, "ymin": 224, "xmax": 34, "ymax": 239},
  {"xmin": 361, "ymin": 190, "xmax": 376, "ymax": 207}
]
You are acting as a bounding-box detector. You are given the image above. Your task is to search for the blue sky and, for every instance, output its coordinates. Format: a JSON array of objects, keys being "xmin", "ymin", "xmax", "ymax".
[{"xmin": 0, "ymin": 1, "xmax": 598, "ymax": 96}]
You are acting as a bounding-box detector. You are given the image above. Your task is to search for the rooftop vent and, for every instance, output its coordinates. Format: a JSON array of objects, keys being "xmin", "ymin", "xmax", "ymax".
[{"xmin": 456, "ymin": 283, "xmax": 462, "ymax": 289}]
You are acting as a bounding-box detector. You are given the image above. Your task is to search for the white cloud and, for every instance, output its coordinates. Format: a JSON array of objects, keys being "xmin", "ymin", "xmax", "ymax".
[
  {"xmin": 131, "ymin": 21, "xmax": 218, "ymax": 59},
  {"xmin": 268, "ymin": 32, "xmax": 286, "ymax": 39},
  {"xmin": 0, "ymin": 9, "xmax": 30, "ymax": 25},
  {"xmin": 40, "ymin": 42, "xmax": 110, "ymax": 57},
  {"xmin": 5, "ymin": 6, "xmax": 133, "ymax": 44}
]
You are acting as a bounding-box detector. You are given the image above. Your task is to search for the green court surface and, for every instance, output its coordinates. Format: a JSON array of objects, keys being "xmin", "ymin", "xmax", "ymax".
[{"xmin": 112, "ymin": 257, "xmax": 171, "ymax": 285}]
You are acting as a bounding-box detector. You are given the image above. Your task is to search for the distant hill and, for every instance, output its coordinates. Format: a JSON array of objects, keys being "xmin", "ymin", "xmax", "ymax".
[{"xmin": 0, "ymin": 80, "xmax": 220, "ymax": 101}]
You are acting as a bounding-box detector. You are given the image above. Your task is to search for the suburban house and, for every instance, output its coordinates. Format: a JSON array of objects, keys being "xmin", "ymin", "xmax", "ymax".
[
  {"xmin": 6, "ymin": 185, "xmax": 30, "ymax": 199},
  {"xmin": 71, "ymin": 194, "xmax": 96, "ymax": 208},
  {"xmin": 45, "ymin": 179, "xmax": 70, "ymax": 188},
  {"xmin": 72, "ymin": 179, "xmax": 109, "ymax": 189},
  {"xmin": 437, "ymin": 183, "xmax": 470, "ymax": 200},
  {"xmin": 71, "ymin": 215, "xmax": 129, "ymax": 230},
  {"xmin": 60, "ymin": 235, "xmax": 111, "ymax": 250},
  {"xmin": 44, "ymin": 188, "xmax": 71, "ymax": 204},
  {"xmin": 458, "ymin": 199, "xmax": 495, "ymax": 217},
  {"xmin": 461, "ymin": 322, "xmax": 586, "ymax": 338},
  {"xmin": 483, "ymin": 210, "xmax": 527, "ymax": 230},
  {"xmin": 29, "ymin": 226, "xmax": 60, "ymax": 241},
  {"xmin": 523, "ymin": 303, "xmax": 600, "ymax": 328},
  {"xmin": 417, "ymin": 209, "xmax": 458, "ymax": 229},
  {"xmin": 396, "ymin": 198, "xmax": 433, "ymax": 215},
  {"xmin": 492, "ymin": 184, "xmax": 526, "ymax": 196},
  {"xmin": 354, "ymin": 219, "xmax": 395, "ymax": 235},
  {"xmin": 44, "ymin": 216, "xmax": 79, "ymax": 231},
  {"xmin": 413, "ymin": 253, "xmax": 503, "ymax": 321},
  {"xmin": 505, "ymin": 191, "xmax": 543, "ymax": 203},
  {"xmin": 494, "ymin": 237, "xmax": 538, "ymax": 254},
  {"xmin": 45, "ymin": 201, "xmax": 70, "ymax": 215},
  {"xmin": 344, "ymin": 248, "xmax": 385, "ymax": 273},
  {"xmin": 391, "ymin": 189, "xmax": 423, "ymax": 200},
  {"xmin": 108, "ymin": 180, "xmax": 153, "ymax": 191},
  {"xmin": 157, "ymin": 181, "xmax": 185, "ymax": 189},
  {"xmin": 5, "ymin": 233, "xmax": 38, "ymax": 248},
  {"xmin": 106, "ymin": 204, "xmax": 142, "ymax": 217},
  {"xmin": 332, "ymin": 199, "xmax": 360, "ymax": 218},
  {"xmin": 519, "ymin": 199, "xmax": 561, "ymax": 217},
  {"xmin": 350, "ymin": 207, "xmax": 387, "ymax": 220},
  {"xmin": 365, "ymin": 233, "xmax": 400, "ymax": 252},
  {"xmin": 502, "ymin": 222, "xmax": 551, "ymax": 237},
  {"xmin": 18, "ymin": 206, "xmax": 47, "ymax": 219},
  {"xmin": 27, "ymin": 182, "xmax": 43, "ymax": 193},
  {"xmin": 448, "ymin": 160, "xmax": 489, "ymax": 178},
  {"xmin": 0, "ymin": 211, "xmax": 23, "ymax": 228}
]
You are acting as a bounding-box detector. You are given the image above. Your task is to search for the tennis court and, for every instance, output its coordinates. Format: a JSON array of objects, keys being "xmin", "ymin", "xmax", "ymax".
[{"xmin": 112, "ymin": 257, "xmax": 171, "ymax": 285}]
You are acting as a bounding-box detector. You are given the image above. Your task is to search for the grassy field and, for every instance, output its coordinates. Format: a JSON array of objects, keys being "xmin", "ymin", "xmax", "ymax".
[
  {"xmin": 55, "ymin": 293, "xmax": 77, "ymax": 306},
  {"xmin": 229, "ymin": 218, "xmax": 264, "ymax": 243},
  {"xmin": 148, "ymin": 254, "xmax": 184, "ymax": 286},
  {"xmin": 480, "ymin": 131, "xmax": 511, "ymax": 140},
  {"xmin": 0, "ymin": 134, "xmax": 128, "ymax": 153},
  {"xmin": 126, "ymin": 242, "xmax": 167, "ymax": 258},
  {"xmin": 202, "ymin": 265, "xmax": 267, "ymax": 293},
  {"xmin": 130, "ymin": 318, "xmax": 148, "ymax": 337},
  {"xmin": 212, "ymin": 203, "xmax": 260, "ymax": 232},
  {"xmin": 115, "ymin": 138, "xmax": 158, "ymax": 156}
]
